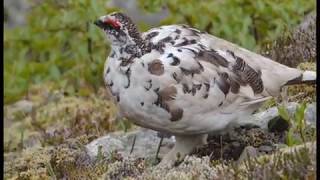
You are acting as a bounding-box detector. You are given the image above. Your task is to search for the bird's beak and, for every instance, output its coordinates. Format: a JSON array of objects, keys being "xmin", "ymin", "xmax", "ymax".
[{"xmin": 94, "ymin": 19, "xmax": 105, "ymax": 29}]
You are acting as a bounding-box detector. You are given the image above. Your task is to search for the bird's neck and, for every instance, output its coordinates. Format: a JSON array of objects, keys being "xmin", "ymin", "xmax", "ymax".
[{"xmin": 111, "ymin": 36, "xmax": 150, "ymax": 60}]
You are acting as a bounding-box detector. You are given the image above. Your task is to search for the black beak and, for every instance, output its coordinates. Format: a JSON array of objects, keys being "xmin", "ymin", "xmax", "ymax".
[{"xmin": 94, "ymin": 19, "xmax": 105, "ymax": 29}]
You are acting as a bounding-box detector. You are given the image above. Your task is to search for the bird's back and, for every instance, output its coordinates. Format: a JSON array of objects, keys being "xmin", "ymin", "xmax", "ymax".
[
  {"xmin": 106, "ymin": 24, "xmax": 311, "ymax": 135},
  {"xmin": 142, "ymin": 24, "xmax": 303, "ymax": 97}
]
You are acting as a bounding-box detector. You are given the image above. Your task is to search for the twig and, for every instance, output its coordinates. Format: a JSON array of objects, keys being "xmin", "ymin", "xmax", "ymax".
[
  {"xmin": 220, "ymin": 135, "xmax": 223, "ymax": 160},
  {"xmin": 155, "ymin": 136, "xmax": 164, "ymax": 160},
  {"xmin": 209, "ymin": 151, "xmax": 214, "ymax": 160},
  {"xmin": 130, "ymin": 135, "xmax": 136, "ymax": 154},
  {"xmin": 45, "ymin": 161, "xmax": 57, "ymax": 180},
  {"xmin": 220, "ymin": 135, "xmax": 224, "ymax": 168}
]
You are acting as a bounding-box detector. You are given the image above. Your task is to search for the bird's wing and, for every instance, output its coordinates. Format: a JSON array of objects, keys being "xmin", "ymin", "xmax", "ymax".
[
  {"xmin": 138, "ymin": 37, "xmax": 272, "ymax": 127},
  {"xmin": 142, "ymin": 25, "xmax": 304, "ymax": 97},
  {"xmin": 135, "ymin": 25, "xmax": 306, "ymax": 134}
]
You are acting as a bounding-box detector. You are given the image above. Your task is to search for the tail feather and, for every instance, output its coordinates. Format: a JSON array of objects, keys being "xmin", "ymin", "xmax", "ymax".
[
  {"xmin": 302, "ymin": 71, "xmax": 316, "ymax": 82},
  {"xmin": 285, "ymin": 70, "xmax": 316, "ymax": 85}
]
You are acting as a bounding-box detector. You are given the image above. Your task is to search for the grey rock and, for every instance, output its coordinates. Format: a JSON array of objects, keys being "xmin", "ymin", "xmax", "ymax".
[
  {"xmin": 4, "ymin": 0, "xmax": 29, "ymax": 28},
  {"xmin": 237, "ymin": 146, "xmax": 258, "ymax": 163},
  {"xmin": 274, "ymin": 143, "xmax": 288, "ymax": 150},
  {"xmin": 305, "ymin": 102, "xmax": 316, "ymax": 125},
  {"xmin": 258, "ymin": 145, "xmax": 273, "ymax": 153},
  {"xmin": 11, "ymin": 99, "xmax": 34, "ymax": 114},
  {"xmin": 4, "ymin": 99, "xmax": 34, "ymax": 127},
  {"xmin": 86, "ymin": 129, "xmax": 174, "ymax": 160},
  {"xmin": 237, "ymin": 102, "xmax": 316, "ymax": 131}
]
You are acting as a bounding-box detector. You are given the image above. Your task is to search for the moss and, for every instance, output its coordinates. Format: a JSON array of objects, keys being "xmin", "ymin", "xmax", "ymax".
[
  {"xmin": 4, "ymin": 137, "xmax": 109, "ymax": 179},
  {"xmin": 261, "ymin": 12, "xmax": 316, "ymax": 68},
  {"xmin": 4, "ymin": 85, "xmax": 315, "ymax": 179},
  {"xmin": 4, "ymin": 147, "xmax": 52, "ymax": 179},
  {"xmin": 287, "ymin": 62, "xmax": 316, "ymax": 103},
  {"xmin": 104, "ymin": 158, "xmax": 146, "ymax": 179},
  {"xmin": 48, "ymin": 139, "xmax": 108, "ymax": 179},
  {"xmin": 193, "ymin": 127, "xmax": 283, "ymax": 161},
  {"xmin": 4, "ymin": 87, "xmax": 135, "ymax": 179},
  {"xmin": 4, "ymin": 90, "xmax": 118, "ymax": 152},
  {"xmin": 217, "ymin": 142, "xmax": 316, "ymax": 179},
  {"xmin": 141, "ymin": 156, "xmax": 218, "ymax": 180}
]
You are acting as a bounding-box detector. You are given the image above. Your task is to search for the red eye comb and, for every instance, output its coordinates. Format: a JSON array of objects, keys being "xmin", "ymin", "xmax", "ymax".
[{"xmin": 104, "ymin": 19, "xmax": 121, "ymax": 29}]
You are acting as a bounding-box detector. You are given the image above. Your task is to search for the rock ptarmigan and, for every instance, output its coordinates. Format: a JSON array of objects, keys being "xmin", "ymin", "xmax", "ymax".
[{"xmin": 94, "ymin": 12, "xmax": 316, "ymax": 166}]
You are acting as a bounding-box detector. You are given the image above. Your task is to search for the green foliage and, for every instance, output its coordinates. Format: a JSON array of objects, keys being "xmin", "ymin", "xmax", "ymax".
[
  {"xmin": 277, "ymin": 105, "xmax": 290, "ymax": 122},
  {"xmin": 4, "ymin": 0, "xmax": 117, "ymax": 104},
  {"xmin": 4, "ymin": 0, "xmax": 315, "ymax": 104},
  {"xmin": 221, "ymin": 142, "xmax": 316, "ymax": 179},
  {"xmin": 139, "ymin": 0, "xmax": 315, "ymax": 51},
  {"xmin": 277, "ymin": 102, "xmax": 313, "ymax": 146}
]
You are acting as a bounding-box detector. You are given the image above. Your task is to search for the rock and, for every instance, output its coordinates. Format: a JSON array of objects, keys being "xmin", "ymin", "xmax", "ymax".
[
  {"xmin": 11, "ymin": 99, "xmax": 34, "ymax": 114},
  {"xmin": 236, "ymin": 146, "xmax": 258, "ymax": 163},
  {"xmin": 86, "ymin": 129, "xmax": 175, "ymax": 160},
  {"xmin": 4, "ymin": 99, "xmax": 34, "ymax": 127},
  {"xmin": 305, "ymin": 103, "xmax": 316, "ymax": 125},
  {"xmin": 243, "ymin": 102, "xmax": 316, "ymax": 131},
  {"xmin": 274, "ymin": 143, "xmax": 288, "ymax": 150},
  {"xmin": 4, "ymin": 0, "xmax": 29, "ymax": 28},
  {"xmin": 86, "ymin": 132, "xmax": 125, "ymax": 156},
  {"xmin": 258, "ymin": 145, "xmax": 274, "ymax": 153}
]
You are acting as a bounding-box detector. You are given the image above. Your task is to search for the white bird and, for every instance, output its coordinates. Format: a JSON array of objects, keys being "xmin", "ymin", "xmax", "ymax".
[{"xmin": 94, "ymin": 12, "xmax": 316, "ymax": 166}]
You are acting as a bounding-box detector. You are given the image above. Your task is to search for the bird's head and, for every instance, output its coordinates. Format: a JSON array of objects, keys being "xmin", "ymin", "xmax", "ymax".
[{"xmin": 94, "ymin": 12, "xmax": 141, "ymax": 46}]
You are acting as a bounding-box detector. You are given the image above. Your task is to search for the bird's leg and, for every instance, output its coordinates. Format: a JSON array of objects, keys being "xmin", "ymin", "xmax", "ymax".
[{"xmin": 158, "ymin": 134, "xmax": 208, "ymax": 167}]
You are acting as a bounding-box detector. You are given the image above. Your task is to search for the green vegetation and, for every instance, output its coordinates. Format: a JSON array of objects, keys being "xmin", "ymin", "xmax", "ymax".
[
  {"xmin": 139, "ymin": 0, "xmax": 315, "ymax": 51},
  {"xmin": 4, "ymin": 0, "xmax": 315, "ymax": 104},
  {"xmin": 278, "ymin": 102, "xmax": 316, "ymax": 147},
  {"xmin": 4, "ymin": 0, "xmax": 316, "ymax": 179},
  {"xmin": 4, "ymin": 0, "xmax": 116, "ymax": 104}
]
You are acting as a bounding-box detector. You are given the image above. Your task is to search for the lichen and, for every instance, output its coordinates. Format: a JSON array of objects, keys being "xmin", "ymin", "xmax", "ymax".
[
  {"xmin": 4, "ymin": 89, "xmax": 122, "ymax": 179},
  {"xmin": 4, "ymin": 90, "xmax": 118, "ymax": 152},
  {"xmin": 287, "ymin": 62, "xmax": 316, "ymax": 103},
  {"xmin": 192, "ymin": 127, "xmax": 284, "ymax": 161},
  {"xmin": 261, "ymin": 12, "xmax": 316, "ymax": 68},
  {"xmin": 4, "ymin": 137, "xmax": 109, "ymax": 179},
  {"xmin": 4, "ymin": 147, "xmax": 52, "ymax": 179},
  {"xmin": 216, "ymin": 142, "xmax": 316, "ymax": 179}
]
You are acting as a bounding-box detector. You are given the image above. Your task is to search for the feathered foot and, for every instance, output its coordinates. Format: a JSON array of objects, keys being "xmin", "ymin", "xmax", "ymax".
[{"xmin": 158, "ymin": 134, "xmax": 208, "ymax": 167}]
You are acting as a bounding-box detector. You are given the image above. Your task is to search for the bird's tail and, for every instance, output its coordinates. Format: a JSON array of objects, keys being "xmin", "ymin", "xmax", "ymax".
[
  {"xmin": 285, "ymin": 70, "xmax": 316, "ymax": 85},
  {"xmin": 302, "ymin": 70, "xmax": 317, "ymax": 83}
]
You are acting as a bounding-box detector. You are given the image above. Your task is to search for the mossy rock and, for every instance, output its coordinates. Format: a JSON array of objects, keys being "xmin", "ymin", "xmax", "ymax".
[{"xmin": 4, "ymin": 91, "xmax": 118, "ymax": 152}]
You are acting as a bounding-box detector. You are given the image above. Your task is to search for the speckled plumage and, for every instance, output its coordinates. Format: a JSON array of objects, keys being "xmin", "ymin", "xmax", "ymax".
[{"xmin": 95, "ymin": 12, "xmax": 316, "ymax": 166}]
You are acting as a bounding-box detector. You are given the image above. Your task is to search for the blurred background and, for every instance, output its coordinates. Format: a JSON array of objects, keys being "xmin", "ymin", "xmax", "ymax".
[
  {"xmin": 4, "ymin": 0, "xmax": 316, "ymax": 104},
  {"xmin": 4, "ymin": 0, "xmax": 316, "ymax": 179}
]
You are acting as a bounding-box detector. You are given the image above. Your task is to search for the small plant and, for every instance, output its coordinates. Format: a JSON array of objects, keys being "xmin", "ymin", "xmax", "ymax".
[
  {"xmin": 45, "ymin": 161, "xmax": 57, "ymax": 180},
  {"xmin": 96, "ymin": 145, "xmax": 105, "ymax": 162},
  {"xmin": 277, "ymin": 102, "xmax": 310, "ymax": 146},
  {"xmin": 4, "ymin": 0, "xmax": 118, "ymax": 104}
]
